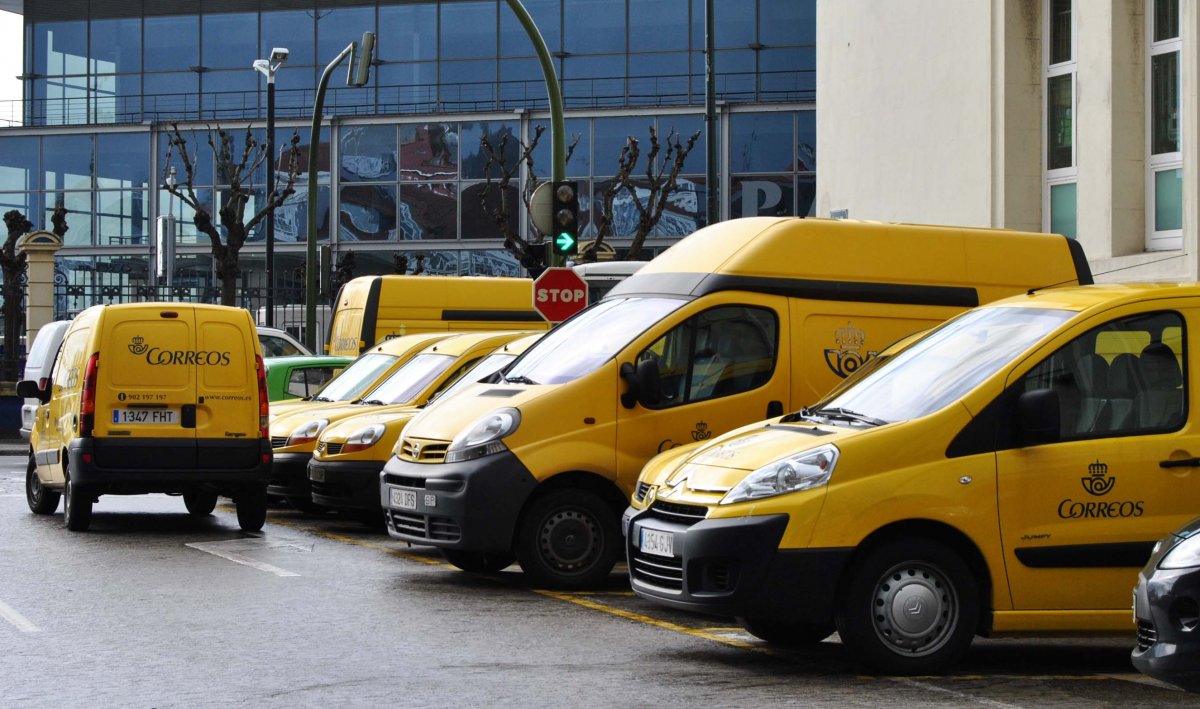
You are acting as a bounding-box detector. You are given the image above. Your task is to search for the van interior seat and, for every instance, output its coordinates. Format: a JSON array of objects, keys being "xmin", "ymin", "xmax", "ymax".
[
  {"xmin": 1105, "ymin": 352, "xmax": 1140, "ymax": 432},
  {"xmin": 1073, "ymin": 353, "xmax": 1110, "ymax": 433},
  {"xmin": 710, "ymin": 320, "xmax": 773, "ymax": 397},
  {"xmin": 1136, "ymin": 342, "xmax": 1184, "ymax": 429}
]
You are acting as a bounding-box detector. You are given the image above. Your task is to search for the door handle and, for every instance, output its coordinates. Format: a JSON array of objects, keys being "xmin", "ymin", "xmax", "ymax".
[{"xmin": 1159, "ymin": 457, "xmax": 1200, "ymax": 468}]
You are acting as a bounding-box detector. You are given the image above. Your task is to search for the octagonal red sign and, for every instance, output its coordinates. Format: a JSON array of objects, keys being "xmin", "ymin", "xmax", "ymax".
[{"xmin": 532, "ymin": 268, "xmax": 589, "ymax": 322}]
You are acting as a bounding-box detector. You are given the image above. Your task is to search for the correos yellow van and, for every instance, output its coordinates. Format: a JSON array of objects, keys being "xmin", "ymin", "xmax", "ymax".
[
  {"xmin": 270, "ymin": 331, "xmax": 531, "ymax": 512},
  {"xmin": 381, "ymin": 217, "xmax": 1093, "ymax": 588},
  {"xmin": 311, "ymin": 333, "xmax": 543, "ymax": 525},
  {"xmin": 21, "ymin": 303, "xmax": 271, "ymax": 532},
  {"xmin": 327, "ymin": 275, "xmax": 550, "ymax": 356},
  {"xmin": 626, "ymin": 283, "xmax": 1200, "ymax": 674}
]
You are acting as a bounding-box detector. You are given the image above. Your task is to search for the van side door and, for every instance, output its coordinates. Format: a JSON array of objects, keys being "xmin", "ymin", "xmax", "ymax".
[
  {"xmin": 996, "ymin": 304, "xmax": 1200, "ymax": 611},
  {"xmin": 615, "ymin": 294, "xmax": 790, "ymax": 491},
  {"xmin": 195, "ymin": 308, "xmax": 261, "ymax": 469}
]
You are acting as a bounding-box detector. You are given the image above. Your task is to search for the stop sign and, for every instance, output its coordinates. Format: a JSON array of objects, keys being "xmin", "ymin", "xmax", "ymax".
[{"xmin": 532, "ymin": 268, "xmax": 589, "ymax": 323}]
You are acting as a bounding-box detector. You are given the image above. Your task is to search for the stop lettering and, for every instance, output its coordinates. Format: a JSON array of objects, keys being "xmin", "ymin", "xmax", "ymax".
[{"xmin": 532, "ymin": 268, "xmax": 589, "ymax": 322}]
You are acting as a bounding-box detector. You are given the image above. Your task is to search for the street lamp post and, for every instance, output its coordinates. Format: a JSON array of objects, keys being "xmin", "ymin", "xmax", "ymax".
[{"xmin": 253, "ymin": 47, "xmax": 289, "ymax": 328}]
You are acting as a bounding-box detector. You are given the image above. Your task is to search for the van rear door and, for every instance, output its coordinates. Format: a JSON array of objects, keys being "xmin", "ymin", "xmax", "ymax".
[
  {"xmin": 94, "ymin": 305, "xmax": 198, "ymax": 468},
  {"xmin": 195, "ymin": 308, "xmax": 261, "ymax": 469}
]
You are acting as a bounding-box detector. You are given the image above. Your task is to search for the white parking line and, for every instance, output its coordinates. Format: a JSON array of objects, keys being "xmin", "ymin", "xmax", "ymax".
[
  {"xmin": 186, "ymin": 540, "xmax": 302, "ymax": 577},
  {"xmin": 890, "ymin": 677, "xmax": 1023, "ymax": 708},
  {"xmin": 0, "ymin": 598, "xmax": 42, "ymax": 633}
]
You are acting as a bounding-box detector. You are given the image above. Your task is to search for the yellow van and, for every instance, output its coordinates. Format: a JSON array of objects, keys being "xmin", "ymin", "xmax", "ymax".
[
  {"xmin": 21, "ymin": 303, "xmax": 271, "ymax": 532},
  {"xmin": 625, "ymin": 283, "xmax": 1200, "ymax": 674},
  {"xmin": 311, "ymin": 333, "xmax": 543, "ymax": 524},
  {"xmin": 270, "ymin": 331, "xmax": 531, "ymax": 512},
  {"xmin": 269, "ymin": 331, "xmax": 455, "ymax": 423},
  {"xmin": 327, "ymin": 275, "xmax": 550, "ymax": 356},
  {"xmin": 380, "ymin": 217, "xmax": 1093, "ymax": 587}
]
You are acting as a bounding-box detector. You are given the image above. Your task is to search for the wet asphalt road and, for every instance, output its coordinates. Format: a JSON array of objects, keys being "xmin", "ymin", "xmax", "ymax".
[{"xmin": 0, "ymin": 455, "xmax": 1193, "ymax": 707}]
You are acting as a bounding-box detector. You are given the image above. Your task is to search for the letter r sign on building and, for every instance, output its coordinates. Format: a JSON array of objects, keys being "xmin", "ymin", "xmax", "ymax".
[{"xmin": 532, "ymin": 268, "xmax": 589, "ymax": 323}]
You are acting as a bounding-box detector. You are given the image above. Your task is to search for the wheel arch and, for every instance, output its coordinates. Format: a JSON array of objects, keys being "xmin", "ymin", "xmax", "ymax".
[{"xmin": 520, "ymin": 470, "xmax": 628, "ymax": 520}]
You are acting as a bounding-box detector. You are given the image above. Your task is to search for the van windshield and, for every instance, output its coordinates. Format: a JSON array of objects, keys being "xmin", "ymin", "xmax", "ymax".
[
  {"xmin": 430, "ymin": 352, "xmax": 517, "ymax": 404},
  {"xmin": 813, "ymin": 306, "xmax": 1075, "ymax": 423},
  {"xmin": 361, "ymin": 354, "xmax": 456, "ymax": 405},
  {"xmin": 505, "ymin": 297, "xmax": 686, "ymax": 385},
  {"xmin": 314, "ymin": 353, "xmax": 397, "ymax": 402}
]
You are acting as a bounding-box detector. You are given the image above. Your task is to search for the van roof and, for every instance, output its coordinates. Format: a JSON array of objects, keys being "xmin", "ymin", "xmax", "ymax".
[
  {"xmin": 417, "ymin": 331, "xmax": 532, "ymax": 357},
  {"xmin": 368, "ymin": 331, "xmax": 457, "ymax": 357},
  {"xmin": 985, "ymin": 282, "xmax": 1200, "ymax": 312},
  {"xmin": 607, "ymin": 217, "xmax": 1090, "ymax": 307}
]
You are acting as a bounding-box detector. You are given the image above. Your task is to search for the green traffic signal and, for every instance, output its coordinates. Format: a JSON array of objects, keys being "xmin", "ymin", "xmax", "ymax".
[{"xmin": 551, "ymin": 180, "xmax": 579, "ymax": 256}]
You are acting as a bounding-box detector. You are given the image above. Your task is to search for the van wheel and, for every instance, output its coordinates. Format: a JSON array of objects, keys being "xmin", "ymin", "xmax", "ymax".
[
  {"xmin": 441, "ymin": 548, "xmax": 515, "ymax": 573},
  {"xmin": 26, "ymin": 456, "xmax": 60, "ymax": 515},
  {"xmin": 184, "ymin": 492, "xmax": 219, "ymax": 516},
  {"xmin": 515, "ymin": 489, "xmax": 620, "ymax": 590},
  {"xmin": 835, "ymin": 539, "xmax": 979, "ymax": 675},
  {"xmin": 236, "ymin": 486, "xmax": 268, "ymax": 531},
  {"xmin": 738, "ymin": 617, "xmax": 835, "ymax": 646},
  {"xmin": 63, "ymin": 469, "xmax": 93, "ymax": 532}
]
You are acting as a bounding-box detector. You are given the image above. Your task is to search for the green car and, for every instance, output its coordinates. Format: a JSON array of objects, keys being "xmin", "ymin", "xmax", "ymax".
[{"xmin": 263, "ymin": 355, "xmax": 355, "ymax": 402}]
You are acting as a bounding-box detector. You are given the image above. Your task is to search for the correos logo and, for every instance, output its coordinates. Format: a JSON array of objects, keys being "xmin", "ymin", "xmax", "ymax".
[
  {"xmin": 130, "ymin": 335, "xmax": 231, "ymax": 366},
  {"xmin": 1056, "ymin": 460, "xmax": 1144, "ymax": 519}
]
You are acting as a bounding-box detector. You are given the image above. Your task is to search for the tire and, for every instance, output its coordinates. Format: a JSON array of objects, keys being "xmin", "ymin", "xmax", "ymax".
[
  {"xmin": 738, "ymin": 617, "xmax": 835, "ymax": 646},
  {"xmin": 515, "ymin": 488, "xmax": 621, "ymax": 590},
  {"xmin": 236, "ymin": 486, "xmax": 269, "ymax": 532},
  {"xmin": 183, "ymin": 491, "xmax": 219, "ymax": 516},
  {"xmin": 26, "ymin": 456, "xmax": 60, "ymax": 515},
  {"xmin": 441, "ymin": 548, "xmax": 516, "ymax": 573},
  {"xmin": 835, "ymin": 538, "xmax": 979, "ymax": 675},
  {"xmin": 63, "ymin": 467, "xmax": 93, "ymax": 532}
]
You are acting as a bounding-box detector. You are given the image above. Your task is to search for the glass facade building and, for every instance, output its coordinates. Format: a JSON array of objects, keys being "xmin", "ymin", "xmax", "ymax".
[{"xmin": 5, "ymin": 0, "xmax": 815, "ymax": 316}]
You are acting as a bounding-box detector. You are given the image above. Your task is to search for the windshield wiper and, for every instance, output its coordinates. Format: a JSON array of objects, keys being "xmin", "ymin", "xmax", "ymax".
[
  {"xmin": 307, "ymin": 395, "xmax": 332, "ymax": 402},
  {"xmin": 811, "ymin": 407, "xmax": 888, "ymax": 427},
  {"xmin": 360, "ymin": 399, "xmax": 387, "ymax": 406},
  {"xmin": 504, "ymin": 375, "xmax": 538, "ymax": 385},
  {"xmin": 779, "ymin": 407, "xmax": 822, "ymax": 423}
]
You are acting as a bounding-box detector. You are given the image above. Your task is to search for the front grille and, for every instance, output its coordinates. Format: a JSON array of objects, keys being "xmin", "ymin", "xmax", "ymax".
[
  {"xmin": 631, "ymin": 551, "xmax": 684, "ymax": 591},
  {"xmin": 649, "ymin": 500, "xmax": 708, "ymax": 524},
  {"xmin": 387, "ymin": 510, "xmax": 461, "ymax": 542},
  {"xmin": 311, "ymin": 479, "xmax": 350, "ymax": 501},
  {"xmin": 384, "ymin": 473, "xmax": 426, "ymax": 489},
  {"xmin": 271, "ymin": 436, "xmax": 289, "ymax": 449},
  {"xmin": 1136, "ymin": 619, "xmax": 1157, "ymax": 652},
  {"xmin": 634, "ymin": 481, "xmax": 651, "ymax": 502},
  {"xmin": 398, "ymin": 438, "xmax": 450, "ymax": 463},
  {"xmin": 323, "ymin": 442, "xmax": 344, "ymax": 456}
]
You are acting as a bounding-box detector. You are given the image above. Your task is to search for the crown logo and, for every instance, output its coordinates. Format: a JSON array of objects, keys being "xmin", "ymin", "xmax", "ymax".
[
  {"xmin": 835, "ymin": 322, "xmax": 866, "ymax": 350},
  {"xmin": 128, "ymin": 335, "xmax": 148, "ymax": 355},
  {"xmin": 692, "ymin": 421, "xmax": 712, "ymax": 441},
  {"xmin": 1081, "ymin": 460, "xmax": 1115, "ymax": 496}
]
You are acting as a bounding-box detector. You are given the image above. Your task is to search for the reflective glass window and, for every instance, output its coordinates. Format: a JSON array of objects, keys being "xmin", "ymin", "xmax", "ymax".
[
  {"xmin": 715, "ymin": 48, "xmax": 756, "ymax": 101},
  {"xmin": 594, "ymin": 116, "xmax": 647, "ymax": 177},
  {"xmin": 97, "ymin": 133, "xmax": 149, "ymax": 190},
  {"xmin": 628, "ymin": 52, "xmax": 689, "ymax": 106},
  {"xmin": 213, "ymin": 128, "xmax": 267, "ymax": 188},
  {"xmin": 440, "ymin": 60, "xmax": 498, "ymax": 110},
  {"xmin": 1151, "ymin": 50, "xmax": 1180, "ymax": 155},
  {"xmin": 563, "ymin": 54, "xmax": 625, "ymax": 107},
  {"xmin": 630, "ymin": 0, "xmax": 688, "ymax": 52},
  {"xmin": 1155, "ymin": 0, "xmax": 1180, "ymax": 41},
  {"xmin": 270, "ymin": 65, "xmax": 312, "ymax": 112},
  {"xmin": 158, "ymin": 129, "xmax": 214, "ymax": 187},
  {"xmin": 94, "ymin": 254, "xmax": 150, "ymax": 284},
  {"xmin": 730, "ymin": 112, "xmax": 793, "ymax": 173},
  {"xmin": 714, "ymin": 0, "xmax": 755, "ymax": 48},
  {"xmin": 1049, "ymin": 0, "xmax": 1072, "ymax": 64},
  {"xmin": 0, "ymin": 136, "xmax": 39, "ymax": 192},
  {"xmin": 339, "ymin": 125, "xmax": 397, "ymax": 183},
  {"xmin": 273, "ymin": 185, "xmax": 330, "ymax": 243},
  {"xmin": 796, "ymin": 110, "xmax": 816, "ymax": 172},
  {"xmin": 1047, "ymin": 73, "xmax": 1073, "ymax": 169},
  {"xmin": 317, "ymin": 6, "xmax": 376, "ymax": 63},
  {"xmin": 340, "ymin": 183, "xmax": 397, "ymax": 240},
  {"xmin": 399, "ymin": 124, "xmax": 458, "ymax": 181},
  {"xmin": 760, "ymin": 47, "xmax": 814, "ymax": 100},
  {"xmin": 0, "ymin": 192, "xmax": 39, "ymax": 219},
  {"xmin": 461, "ymin": 181, "xmax": 518, "ymax": 239},
  {"xmin": 92, "ymin": 74, "xmax": 142, "ymax": 125},
  {"xmin": 261, "ymin": 11, "xmax": 315, "ymax": 68},
  {"xmin": 501, "ymin": 0, "xmax": 561, "ymax": 56},
  {"xmin": 91, "ymin": 17, "xmax": 141, "ymax": 74},
  {"xmin": 761, "ymin": 0, "xmax": 815, "ymax": 46},
  {"xmin": 202, "ymin": 70, "xmax": 260, "ymax": 119},
  {"xmin": 202, "ymin": 12, "xmax": 258, "ymax": 70},
  {"xmin": 797, "ymin": 174, "xmax": 815, "ymax": 216},
  {"xmin": 564, "ymin": 0, "xmax": 626, "ymax": 54},
  {"xmin": 44, "ymin": 134, "xmax": 93, "ymax": 192},
  {"xmin": 1155, "ymin": 168, "xmax": 1183, "ymax": 232},
  {"xmin": 460, "ymin": 121, "xmax": 520, "ymax": 180},
  {"xmin": 45, "ymin": 191, "xmax": 93, "ymax": 247},
  {"xmin": 34, "ymin": 21, "xmax": 87, "ymax": 76},
  {"xmin": 377, "ymin": 63, "xmax": 438, "ymax": 113},
  {"xmin": 531, "ymin": 117, "xmax": 590, "ymax": 178},
  {"xmin": 380, "ymin": 3, "xmax": 438, "ymax": 62},
  {"xmin": 398, "ymin": 182, "xmax": 458, "ymax": 240},
  {"xmin": 500, "ymin": 58, "xmax": 550, "ymax": 109},
  {"xmin": 218, "ymin": 187, "xmax": 266, "ymax": 242},
  {"xmin": 460, "ymin": 249, "xmax": 523, "ymax": 276},
  {"xmin": 143, "ymin": 72, "xmax": 200, "ymax": 120},
  {"xmin": 1050, "ymin": 182, "xmax": 1077, "ymax": 239},
  {"xmin": 657, "ymin": 114, "xmax": 706, "ymax": 175},
  {"xmin": 96, "ymin": 190, "xmax": 149, "ymax": 247},
  {"xmin": 158, "ymin": 187, "xmax": 215, "ymax": 242},
  {"xmin": 730, "ymin": 176, "xmax": 794, "ymax": 218},
  {"xmin": 145, "ymin": 15, "xmax": 199, "ymax": 72},
  {"xmin": 441, "ymin": 1, "xmax": 498, "ymax": 60}
]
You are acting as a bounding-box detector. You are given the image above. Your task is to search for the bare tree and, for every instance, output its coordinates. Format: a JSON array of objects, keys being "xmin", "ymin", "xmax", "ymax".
[
  {"xmin": 0, "ymin": 210, "xmax": 30, "ymax": 380},
  {"xmin": 162, "ymin": 123, "xmax": 301, "ymax": 306}
]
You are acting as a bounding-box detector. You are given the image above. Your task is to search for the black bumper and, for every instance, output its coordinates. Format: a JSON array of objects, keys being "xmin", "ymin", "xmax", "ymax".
[
  {"xmin": 310, "ymin": 459, "xmax": 385, "ymax": 511},
  {"xmin": 268, "ymin": 452, "xmax": 313, "ymax": 500},
  {"xmin": 625, "ymin": 505, "xmax": 852, "ymax": 622},
  {"xmin": 1132, "ymin": 564, "xmax": 1200, "ymax": 692},
  {"xmin": 67, "ymin": 437, "xmax": 270, "ymax": 494},
  {"xmin": 379, "ymin": 450, "xmax": 536, "ymax": 552}
]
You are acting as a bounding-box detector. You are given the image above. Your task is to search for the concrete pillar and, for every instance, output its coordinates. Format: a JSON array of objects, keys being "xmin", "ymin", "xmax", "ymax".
[{"xmin": 18, "ymin": 230, "xmax": 63, "ymax": 351}]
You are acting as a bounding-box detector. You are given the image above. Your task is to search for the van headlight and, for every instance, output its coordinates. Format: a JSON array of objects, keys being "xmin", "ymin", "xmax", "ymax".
[
  {"xmin": 1160, "ymin": 534, "xmax": 1200, "ymax": 570},
  {"xmin": 342, "ymin": 424, "xmax": 386, "ymax": 454},
  {"xmin": 287, "ymin": 418, "xmax": 329, "ymax": 446},
  {"xmin": 446, "ymin": 408, "xmax": 520, "ymax": 463},
  {"xmin": 720, "ymin": 444, "xmax": 838, "ymax": 505}
]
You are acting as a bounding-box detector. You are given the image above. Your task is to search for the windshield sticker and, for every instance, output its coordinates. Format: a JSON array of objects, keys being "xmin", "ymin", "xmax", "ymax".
[
  {"xmin": 1056, "ymin": 460, "xmax": 1144, "ymax": 519},
  {"xmin": 824, "ymin": 322, "xmax": 878, "ymax": 379}
]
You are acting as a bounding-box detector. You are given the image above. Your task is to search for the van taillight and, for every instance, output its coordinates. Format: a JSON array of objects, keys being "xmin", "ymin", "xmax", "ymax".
[
  {"xmin": 255, "ymin": 354, "xmax": 269, "ymax": 438},
  {"xmin": 79, "ymin": 353, "xmax": 99, "ymax": 437}
]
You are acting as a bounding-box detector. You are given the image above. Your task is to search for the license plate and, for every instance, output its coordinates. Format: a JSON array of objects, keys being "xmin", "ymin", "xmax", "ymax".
[
  {"xmin": 390, "ymin": 488, "xmax": 417, "ymax": 510},
  {"xmin": 310, "ymin": 468, "xmax": 325, "ymax": 483},
  {"xmin": 640, "ymin": 527, "xmax": 674, "ymax": 558},
  {"xmin": 112, "ymin": 408, "xmax": 178, "ymax": 425}
]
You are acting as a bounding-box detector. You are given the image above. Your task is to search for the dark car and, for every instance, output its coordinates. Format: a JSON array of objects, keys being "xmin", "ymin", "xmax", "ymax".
[{"xmin": 1132, "ymin": 516, "xmax": 1200, "ymax": 692}]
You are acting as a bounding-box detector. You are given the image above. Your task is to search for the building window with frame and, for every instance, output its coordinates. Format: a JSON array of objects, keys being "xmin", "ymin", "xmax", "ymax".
[
  {"xmin": 1147, "ymin": 0, "xmax": 1182, "ymax": 251},
  {"xmin": 1045, "ymin": 0, "xmax": 1077, "ymax": 239}
]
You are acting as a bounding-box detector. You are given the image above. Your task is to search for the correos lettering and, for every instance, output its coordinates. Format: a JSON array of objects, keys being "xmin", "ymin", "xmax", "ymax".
[
  {"xmin": 144, "ymin": 347, "xmax": 232, "ymax": 366},
  {"xmin": 1056, "ymin": 499, "xmax": 1145, "ymax": 519}
]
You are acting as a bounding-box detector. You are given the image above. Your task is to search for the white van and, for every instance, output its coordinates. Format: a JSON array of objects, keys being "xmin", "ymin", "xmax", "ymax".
[{"xmin": 20, "ymin": 320, "xmax": 70, "ymax": 441}]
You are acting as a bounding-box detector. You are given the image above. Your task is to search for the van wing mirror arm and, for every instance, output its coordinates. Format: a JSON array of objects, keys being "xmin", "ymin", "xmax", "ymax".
[{"xmin": 619, "ymin": 362, "xmax": 639, "ymax": 409}]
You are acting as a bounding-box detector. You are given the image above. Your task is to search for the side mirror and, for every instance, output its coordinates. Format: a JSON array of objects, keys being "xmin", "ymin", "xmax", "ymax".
[
  {"xmin": 1017, "ymin": 388, "xmax": 1060, "ymax": 446},
  {"xmin": 635, "ymin": 358, "xmax": 663, "ymax": 408},
  {"xmin": 17, "ymin": 379, "xmax": 47, "ymax": 403},
  {"xmin": 619, "ymin": 363, "xmax": 638, "ymax": 409}
]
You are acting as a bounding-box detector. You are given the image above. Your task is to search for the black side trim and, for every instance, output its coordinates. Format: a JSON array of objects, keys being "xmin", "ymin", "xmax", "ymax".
[
  {"xmin": 608, "ymin": 272, "xmax": 978, "ymax": 308},
  {"xmin": 1066, "ymin": 237, "xmax": 1094, "ymax": 285},
  {"xmin": 479, "ymin": 388, "xmax": 521, "ymax": 397},
  {"xmin": 441, "ymin": 309, "xmax": 545, "ymax": 322},
  {"xmin": 765, "ymin": 423, "xmax": 833, "ymax": 436},
  {"xmin": 361, "ymin": 277, "xmax": 383, "ymax": 354},
  {"xmin": 1015, "ymin": 541, "xmax": 1154, "ymax": 568}
]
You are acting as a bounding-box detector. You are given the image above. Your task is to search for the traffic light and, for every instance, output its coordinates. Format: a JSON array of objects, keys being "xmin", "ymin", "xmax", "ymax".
[{"xmin": 551, "ymin": 180, "xmax": 579, "ymax": 257}]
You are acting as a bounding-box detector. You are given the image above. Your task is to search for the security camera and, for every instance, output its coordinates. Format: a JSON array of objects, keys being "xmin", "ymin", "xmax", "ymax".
[{"xmin": 270, "ymin": 47, "xmax": 290, "ymax": 64}]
